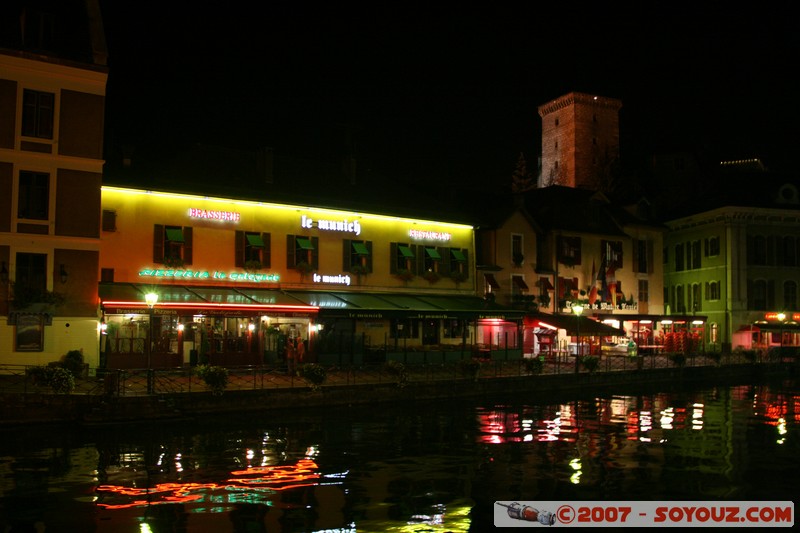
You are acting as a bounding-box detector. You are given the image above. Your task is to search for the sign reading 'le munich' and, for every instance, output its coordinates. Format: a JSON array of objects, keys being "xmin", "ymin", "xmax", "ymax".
[{"xmin": 301, "ymin": 215, "xmax": 361, "ymax": 235}]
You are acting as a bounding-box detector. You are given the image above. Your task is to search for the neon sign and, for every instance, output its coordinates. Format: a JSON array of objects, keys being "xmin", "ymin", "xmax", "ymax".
[
  {"xmin": 312, "ymin": 273, "xmax": 351, "ymax": 286},
  {"xmin": 139, "ymin": 268, "xmax": 280, "ymax": 283},
  {"xmin": 301, "ymin": 215, "xmax": 361, "ymax": 235},
  {"xmin": 188, "ymin": 208, "xmax": 241, "ymax": 222},
  {"xmin": 409, "ymin": 229, "xmax": 451, "ymax": 241}
]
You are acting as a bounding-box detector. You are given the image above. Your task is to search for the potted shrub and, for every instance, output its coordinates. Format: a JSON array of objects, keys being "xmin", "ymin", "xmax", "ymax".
[
  {"xmin": 449, "ymin": 271, "xmax": 468, "ymax": 284},
  {"xmin": 524, "ymin": 357, "xmax": 544, "ymax": 374},
  {"xmin": 384, "ymin": 360, "xmax": 408, "ymax": 388},
  {"xmin": 668, "ymin": 353, "xmax": 687, "ymax": 367},
  {"xmin": 459, "ymin": 358, "xmax": 482, "ymax": 381},
  {"xmin": 395, "ymin": 269, "xmax": 415, "ymax": 282},
  {"xmin": 30, "ymin": 366, "xmax": 75, "ymax": 394},
  {"xmin": 422, "ymin": 270, "xmax": 441, "ymax": 283},
  {"xmin": 194, "ymin": 364, "xmax": 229, "ymax": 395},
  {"xmin": 295, "ymin": 261, "xmax": 314, "ymax": 275},
  {"xmin": 244, "ymin": 259, "xmax": 263, "ymax": 272},
  {"xmin": 61, "ymin": 349, "xmax": 87, "ymax": 378},
  {"xmin": 163, "ymin": 255, "xmax": 184, "ymax": 268},
  {"xmin": 300, "ymin": 363, "xmax": 327, "ymax": 391},
  {"xmin": 580, "ymin": 355, "xmax": 599, "ymax": 373}
]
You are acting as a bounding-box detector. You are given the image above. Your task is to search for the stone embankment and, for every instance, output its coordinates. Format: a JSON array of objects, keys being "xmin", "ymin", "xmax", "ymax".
[{"xmin": 1, "ymin": 363, "xmax": 792, "ymax": 428}]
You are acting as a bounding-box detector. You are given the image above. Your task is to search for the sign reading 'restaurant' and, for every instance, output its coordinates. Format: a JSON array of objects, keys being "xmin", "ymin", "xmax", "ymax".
[
  {"xmin": 409, "ymin": 229, "xmax": 451, "ymax": 241},
  {"xmin": 188, "ymin": 208, "xmax": 241, "ymax": 222}
]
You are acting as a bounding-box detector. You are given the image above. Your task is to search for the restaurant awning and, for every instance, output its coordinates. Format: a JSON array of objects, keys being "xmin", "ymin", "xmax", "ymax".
[
  {"xmin": 287, "ymin": 290, "xmax": 524, "ymax": 320},
  {"xmin": 99, "ymin": 283, "xmax": 319, "ymax": 316},
  {"xmin": 99, "ymin": 284, "xmax": 524, "ymax": 321},
  {"xmin": 526, "ymin": 312, "xmax": 625, "ymax": 336}
]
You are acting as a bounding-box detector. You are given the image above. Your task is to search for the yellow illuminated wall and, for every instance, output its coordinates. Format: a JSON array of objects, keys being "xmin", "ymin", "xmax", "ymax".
[{"xmin": 101, "ymin": 187, "xmax": 477, "ymax": 294}]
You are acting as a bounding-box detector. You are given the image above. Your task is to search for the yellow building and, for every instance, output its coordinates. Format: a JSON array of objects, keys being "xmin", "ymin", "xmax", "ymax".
[{"xmin": 99, "ymin": 186, "xmax": 524, "ymax": 369}]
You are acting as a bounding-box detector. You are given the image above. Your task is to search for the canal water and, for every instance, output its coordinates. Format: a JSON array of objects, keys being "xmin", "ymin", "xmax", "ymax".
[{"xmin": 0, "ymin": 376, "xmax": 797, "ymax": 532}]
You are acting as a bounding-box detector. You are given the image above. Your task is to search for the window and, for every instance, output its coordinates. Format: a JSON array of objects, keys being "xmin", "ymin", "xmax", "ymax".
[
  {"xmin": 153, "ymin": 224, "xmax": 193, "ymax": 266},
  {"xmin": 638, "ymin": 279, "xmax": 649, "ymax": 303},
  {"xmin": 511, "ymin": 234, "xmax": 523, "ymax": 266},
  {"xmin": 689, "ymin": 240, "xmax": 701, "ymax": 269},
  {"xmin": 557, "ymin": 236, "xmax": 581, "ymax": 265},
  {"xmin": 747, "ymin": 235, "xmax": 767, "ymax": 266},
  {"xmin": 783, "ymin": 236, "xmax": 797, "ymax": 267},
  {"xmin": 101, "ymin": 268, "xmax": 114, "ymax": 282},
  {"xmin": 443, "ymin": 319, "xmax": 465, "ymax": 339},
  {"xmin": 22, "ymin": 89, "xmax": 54, "ymax": 139},
  {"xmin": 343, "ymin": 239, "xmax": 372, "ymax": 274},
  {"xmin": 706, "ymin": 281, "xmax": 720, "ymax": 301},
  {"xmin": 601, "ymin": 240, "xmax": 623, "ymax": 271},
  {"xmin": 390, "ymin": 318, "xmax": 419, "ymax": 339},
  {"xmin": 420, "ymin": 245, "xmax": 441, "ymax": 274},
  {"xmin": 749, "ymin": 279, "xmax": 768, "ymax": 311},
  {"xmin": 14, "ymin": 252, "xmax": 47, "ymax": 294},
  {"xmin": 287, "ymin": 235, "xmax": 318, "ymax": 269},
  {"xmin": 691, "ymin": 283, "xmax": 702, "ymax": 312},
  {"xmin": 390, "ymin": 242, "xmax": 416, "ymax": 274},
  {"xmin": 18, "ymin": 171, "xmax": 49, "ymax": 220},
  {"xmin": 704, "ymin": 236, "xmax": 720, "ymax": 257},
  {"xmin": 634, "ymin": 239, "xmax": 650, "ymax": 273},
  {"xmin": 236, "ymin": 231, "xmax": 271, "ymax": 268},
  {"xmin": 555, "ymin": 118, "xmax": 559, "ymax": 126},
  {"xmin": 674, "ymin": 243, "xmax": 684, "ymax": 272},
  {"xmin": 446, "ymin": 247, "xmax": 468, "ymax": 279},
  {"xmin": 785, "ymin": 281, "xmax": 798, "ymax": 311},
  {"xmin": 710, "ymin": 323, "xmax": 719, "ymax": 344},
  {"xmin": 676, "ymin": 285, "xmax": 685, "ymax": 313},
  {"xmin": 102, "ymin": 210, "xmax": 117, "ymax": 232}
]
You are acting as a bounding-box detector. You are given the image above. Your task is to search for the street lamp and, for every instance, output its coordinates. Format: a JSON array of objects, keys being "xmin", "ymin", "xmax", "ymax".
[
  {"xmin": 573, "ymin": 304, "xmax": 584, "ymax": 374},
  {"xmin": 145, "ymin": 292, "xmax": 158, "ymax": 393},
  {"xmin": 777, "ymin": 312, "xmax": 786, "ymax": 359}
]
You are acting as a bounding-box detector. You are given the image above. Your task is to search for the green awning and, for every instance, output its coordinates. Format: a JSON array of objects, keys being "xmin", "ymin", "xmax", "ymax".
[
  {"xmin": 246, "ymin": 234, "xmax": 264, "ymax": 247},
  {"xmin": 352, "ymin": 242, "xmax": 370, "ymax": 255},
  {"xmin": 165, "ymin": 228, "xmax": 185, "ymax": 242},
  {"xmin": 425, "ymin": 247, "xmax": 441, "ymax": 259},
  {"xmin": 398, "ymin": 245, "xmax": 414, "ymax": 258},
  {"xmin": 451, "ymin": 249, "xmax": 466, "ymax": 262},
  {"xmin": 296, "ymin": 237, "xmax": 315, "ymax": 250}
]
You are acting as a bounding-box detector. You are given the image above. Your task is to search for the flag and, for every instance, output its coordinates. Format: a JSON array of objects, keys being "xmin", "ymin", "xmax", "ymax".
[
  {"xmin": 606, "ymin": 261, "xmax": 617, "ymax": 307},
  {"xmin": 588, "ymin": 259, "xmax": 599, "ymax": 305}
]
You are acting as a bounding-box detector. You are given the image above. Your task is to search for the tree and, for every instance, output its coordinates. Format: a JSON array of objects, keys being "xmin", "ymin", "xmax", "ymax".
[{"xmin": 510, "ymin": 152, "xmax": 535, "ymax": 193}]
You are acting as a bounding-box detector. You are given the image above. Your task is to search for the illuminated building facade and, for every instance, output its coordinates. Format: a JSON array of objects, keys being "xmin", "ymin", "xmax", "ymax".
[
  {"xmin": 0, "ymin": 1, "xmax": 108, "ymax": 366},
  {"xmin": 98, "ymin": 186, "xmax": 524, "ymax": 368},
  {"xmin": 663, "ymin": 174, "xmax": 800, "ymax": 353}
]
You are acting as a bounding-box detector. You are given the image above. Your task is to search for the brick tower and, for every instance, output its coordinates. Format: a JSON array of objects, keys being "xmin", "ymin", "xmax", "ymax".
[{"xmin": 537, "ymin": 92, "xmax": 622, "ymax": 190}]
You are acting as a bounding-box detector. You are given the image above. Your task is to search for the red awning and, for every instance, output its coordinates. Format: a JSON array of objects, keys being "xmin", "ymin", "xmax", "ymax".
[
  {"xmin": 539, "ymin": 277, "xmax": 554, "ymax": 291},
  {"xmin": 484, "ymin": 273, "xmax": 500, "ymax": 290},
  {"xmin": 512, "ymin": 276, "xmax": 529, "ymax": 290},
  {"xmin": 736, "ymin": 325, "xmax": 760, "ymax": 333}
]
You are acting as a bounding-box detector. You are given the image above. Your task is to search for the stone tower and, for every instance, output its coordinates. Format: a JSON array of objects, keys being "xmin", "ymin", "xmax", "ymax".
[{"xmin": 537, "ymin": 92, "xmax": 622, "ymax": 190}]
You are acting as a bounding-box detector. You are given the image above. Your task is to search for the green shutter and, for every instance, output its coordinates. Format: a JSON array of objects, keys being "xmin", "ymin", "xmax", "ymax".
[
  {"xmin": 398, "ymin": 245, "xmax": 414, "ymax": 258},
  {"xmin": 352, "ymin": 242, "xmax": 370, "ymax": 255},
  {"xmin": 246, "ymin": 234, "xmax": 265, "ymax": 247},
  {"xmin": 296, "ymin": 237, "xmax": 314, "ymax": 250}
]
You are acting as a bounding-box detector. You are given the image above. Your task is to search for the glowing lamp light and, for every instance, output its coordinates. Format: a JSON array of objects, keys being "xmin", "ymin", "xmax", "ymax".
[{"xmin": 145, "ymin": 292, "xmax": 159, "ymax": 308}]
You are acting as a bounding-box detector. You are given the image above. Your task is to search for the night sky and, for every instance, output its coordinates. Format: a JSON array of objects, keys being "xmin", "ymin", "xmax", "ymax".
[{"xmin": 98, "ymin": 3, "xmax": 800, "ymax": 195}]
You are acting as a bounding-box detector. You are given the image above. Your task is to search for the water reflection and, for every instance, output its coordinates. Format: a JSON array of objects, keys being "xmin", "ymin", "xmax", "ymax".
[{"xmin": 0, "ymin": 379, "xmax": 797, "ymax": 532}]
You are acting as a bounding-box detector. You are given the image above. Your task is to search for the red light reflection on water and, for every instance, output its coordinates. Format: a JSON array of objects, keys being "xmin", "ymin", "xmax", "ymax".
[{"xmin": 96, "ymin": 459, "xmax": 320, "ymax": 510}]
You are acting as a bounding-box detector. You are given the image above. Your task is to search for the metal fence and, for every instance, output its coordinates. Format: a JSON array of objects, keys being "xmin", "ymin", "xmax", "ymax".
[{"xmin": 0, "ymin": 349, "xmax": 794, "ymax": 398}]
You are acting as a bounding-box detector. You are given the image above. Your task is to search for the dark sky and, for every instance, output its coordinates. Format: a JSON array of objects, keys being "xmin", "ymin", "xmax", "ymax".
[{"xmin": 98, "ymin": 3, "xmax": 800, "ymax": 190}]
